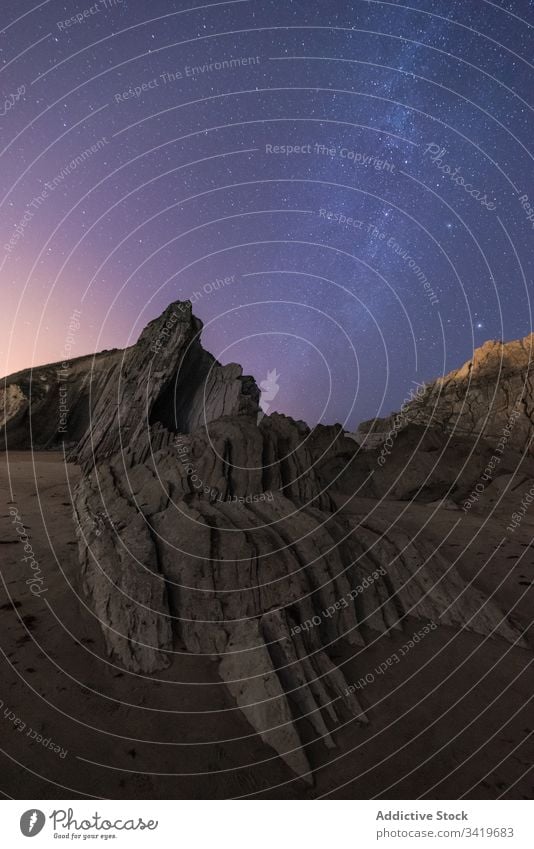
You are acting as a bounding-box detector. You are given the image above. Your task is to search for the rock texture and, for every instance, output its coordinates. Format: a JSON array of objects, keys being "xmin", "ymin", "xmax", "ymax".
[
  {"xmin": 48, "ymin": 302, "xmax": 528, "ymax": 782},
  {"xmin": 74, "ymin": 302, "xmax": 259, "ymax": 469},
  {"xmin": 0, "ymin": 348, "xmax": 123, "ymax": 450},
  {"xmin": 356, "ymin": 333, "xmax": 534, "ymax": 454},
  {"xmin": 4, "ymin": 307, "xmax": 533, "ymax": 780}
]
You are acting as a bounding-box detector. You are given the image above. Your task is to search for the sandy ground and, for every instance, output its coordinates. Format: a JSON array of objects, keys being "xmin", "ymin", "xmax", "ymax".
[{"xmin": 0, "ymin": 451, "xmax": 532, "ymax": 799}]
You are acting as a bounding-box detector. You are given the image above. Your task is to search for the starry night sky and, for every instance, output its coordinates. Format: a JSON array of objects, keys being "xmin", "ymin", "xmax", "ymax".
[{"xmin": 1, "ymin": 0, "xmax": 533, "ymax": 429}]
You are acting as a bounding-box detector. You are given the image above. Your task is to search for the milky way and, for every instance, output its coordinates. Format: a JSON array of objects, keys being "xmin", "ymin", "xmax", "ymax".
[{"xmin": 1, "ymin": 0, "xmax": 533, "ymax": 428}]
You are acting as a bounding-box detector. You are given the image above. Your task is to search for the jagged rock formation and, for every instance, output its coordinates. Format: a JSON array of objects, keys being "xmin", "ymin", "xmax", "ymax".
[
  {"xmin": 341, "ymin": 423, "xmax": 534, "ymax": 505},
  {"xmin": 3, "ymin": 306, "xmax": 532, "ymax": 779},
  {"xmin": 73, "ymin": 303, "xmax": 260, "ymax": 468},
  {"xmin": 56, "ymin": 302, "xmax": 529, "ymax": 781}
]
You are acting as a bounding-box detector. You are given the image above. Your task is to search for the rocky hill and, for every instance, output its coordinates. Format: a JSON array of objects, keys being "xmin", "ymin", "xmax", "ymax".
[
  {"xmin": 2, "ymin": 305, "xmax": 534, "ymax": 783},
  {"xmin": 357, "ymin": 333, "xmax": 534, "ymax": 454}
]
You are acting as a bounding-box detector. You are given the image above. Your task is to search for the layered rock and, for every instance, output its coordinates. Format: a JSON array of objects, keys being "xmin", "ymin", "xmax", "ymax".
[
  {"xmin": 73, "ymin": 302, "xmax": 259, "ymax": 468},
  {"xmin": 356, "ymin": 333, "xmax": 534, "ymax": 454},
  {"xmin": 0, "ymin": 348, "xmax": 122, "ymax": 450},
  {"xmin": 67, "ymin": 302, "xmax": 530, "ymax": 781}
]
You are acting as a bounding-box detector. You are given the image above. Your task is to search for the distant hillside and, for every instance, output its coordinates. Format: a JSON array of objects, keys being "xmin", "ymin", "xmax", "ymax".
[{"xmin": 357, "ymin": 333, "xmax": 534, "ymax": 455}]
